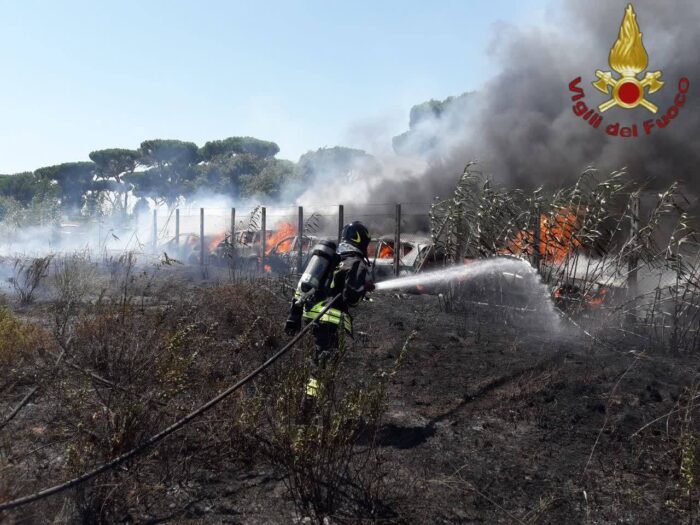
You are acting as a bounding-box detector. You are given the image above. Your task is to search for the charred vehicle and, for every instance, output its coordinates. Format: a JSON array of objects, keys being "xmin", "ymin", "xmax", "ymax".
[
  {"xmin": 369, "ymin": 235, "xmax": 446, "ymax": 282},
  {"xmin": 162, "ymin": 233, "xmax": 207, "ymax": 265},
  {"xmin": 161, "ymin": 232, "xmax": 242, "ymax": 266},
  {"xmin": 261, "ymin": 233, "xmax": 318, "ymax": 273},
  {"xmin": 163, "ymin": 224, "xmax": 319, "ymax": 273}
]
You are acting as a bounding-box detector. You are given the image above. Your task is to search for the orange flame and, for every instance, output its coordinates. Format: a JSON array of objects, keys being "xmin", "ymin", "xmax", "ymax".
[
  {"xmin": 587, "ymin": 287, "xmax": 608, "ymax": 307},
  {"xmin": 553, "ymin": 285, "xmax": 608, "ymax": 308},
  {"xmin": 378, "ymin": 244, "xmax": 394, "ymax": 259},
  {"xmin": 266, "ymin": 222, "xmax": 297, "ymax": 255},
  {"xmin": 505, "ymin": 208, "xmax": 582, "ymax": 264},
  {"xmin": 208, "ymin": 232, "xmax": 227, "ymax": 252}
]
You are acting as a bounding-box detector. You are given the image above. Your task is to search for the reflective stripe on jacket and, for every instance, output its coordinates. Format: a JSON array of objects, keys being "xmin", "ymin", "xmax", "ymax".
[
  {"xmin": 302, "ymin": 300, "xmax": 352, "ymax": 333},
  {"xmin": 306, "ymin": 377, "xmax": 319, "ymax": 397}
]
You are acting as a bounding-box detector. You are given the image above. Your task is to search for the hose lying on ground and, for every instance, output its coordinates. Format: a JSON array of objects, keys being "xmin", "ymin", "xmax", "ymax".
[{"xmin": 0, "ymin": 294, "xmax": 342, "ymax": 513}]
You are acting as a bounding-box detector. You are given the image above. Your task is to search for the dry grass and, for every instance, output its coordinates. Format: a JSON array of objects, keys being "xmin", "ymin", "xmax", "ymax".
[
  {"xmin": 0, "ymin": 260, "xmax": 398, "ymax": 523},
  {"xmin": 9, "ymin": 256, "xmax": 52, "ymax": 304}
]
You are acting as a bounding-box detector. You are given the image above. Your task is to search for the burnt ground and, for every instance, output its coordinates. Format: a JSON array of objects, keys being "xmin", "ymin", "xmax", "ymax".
[
  {"xmin": 349, "ymin": 293, "xmax": 698, "ymax": 524},
  {"xmin": 2, "ymin": 268, "xmax": 700, "ymax": 524}
]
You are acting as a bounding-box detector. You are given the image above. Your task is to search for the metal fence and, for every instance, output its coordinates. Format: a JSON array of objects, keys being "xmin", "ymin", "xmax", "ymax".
[{"xmin": 150, "ymin": 202, "xmax": 433, "ymax": 276}]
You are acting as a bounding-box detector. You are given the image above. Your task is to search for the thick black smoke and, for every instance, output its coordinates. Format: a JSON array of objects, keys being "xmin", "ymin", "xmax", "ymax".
[{"xmin": 374, "ymin": 0, "xmax": 700, "ymax": 208}]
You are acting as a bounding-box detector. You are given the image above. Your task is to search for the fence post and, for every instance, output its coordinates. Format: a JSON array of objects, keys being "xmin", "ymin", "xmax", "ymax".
[
  {"xmin": 200, "ymin": 208, "xmax": 205, "ymax": 266},
  {"xmin": 261, "ymin": 207, "xmax": 267, "ymax": 273},
  {"xmin": 394, "ymin": 204, "xmax": 401, "ymax": 276},
  {"xmin": 628, "ymin": 193, "xmax": 640, "ymax": 294},
  {"xmin": 533, "ymin": 205, "xmax": 541, "ymax": 272},
  {"xmin": 338, "ymin": 204, "xmax": 344, "ymax": 244},
  {"xmin": 175, "ymin": 209, "xmax": 180, "ymax": 245},
  {"xmin": 152, "ymin": 209, "xmax": 158, "ymax": 251},
  {"xmin": 230, "ymin": 208, "xmax": 236, "ymax": 245},
  {"xmin": 298, "ymin": 206, "xmax": 304, "ymax": 273}
]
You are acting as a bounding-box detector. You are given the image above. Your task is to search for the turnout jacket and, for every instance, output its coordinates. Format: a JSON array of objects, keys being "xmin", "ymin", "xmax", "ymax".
[
  {"xmin": 290, "ymin": 243, "xmax": 371, "ymax": 334},
  {"xmin": 326, "ymin": 248, "xmax": 371, "ymax": 311}
]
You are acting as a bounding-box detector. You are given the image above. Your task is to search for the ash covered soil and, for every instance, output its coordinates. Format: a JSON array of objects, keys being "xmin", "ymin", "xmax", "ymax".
[
  {"xmin": 2, "ymin": 268, "xmax": 699, "ymax": 524},
  {"xmin": 343, "ymin": 292, "xmax": 698, "ymax": 524}
]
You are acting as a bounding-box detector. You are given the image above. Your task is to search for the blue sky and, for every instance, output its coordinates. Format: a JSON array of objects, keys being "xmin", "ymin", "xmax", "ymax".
[{"xmin": 0, "ymin": 0, "xmax": 546, "ymax": 173}]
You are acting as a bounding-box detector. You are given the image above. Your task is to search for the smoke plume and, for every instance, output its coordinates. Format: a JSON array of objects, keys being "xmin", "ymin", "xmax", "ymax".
[
  {"xmin": 3, "ymin": 0, "xmax": 698, "ymax": 258},
  {"xmin": 362, "ymin": 0, "xmax": 699, "ymax": 208}
]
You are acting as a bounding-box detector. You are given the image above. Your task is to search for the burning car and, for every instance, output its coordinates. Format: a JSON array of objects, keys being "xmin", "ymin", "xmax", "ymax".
[
  {"xmin": 262, "ymin": 232, "xmax": 318, "ymax": 273},
  {"xmin": 552, "ymin": 282, "xmax": 611, "ymax": 312},
  {"xmin": 369, "ymin": 235, "xmax": 445, "ymax": 282},
  {"xmin": 161, "ymin": 233, "xmax": 204, "ymax": 264},
  {"xmin": 162, "ymin": 221, "xmax": 320, "ymax": 273}
]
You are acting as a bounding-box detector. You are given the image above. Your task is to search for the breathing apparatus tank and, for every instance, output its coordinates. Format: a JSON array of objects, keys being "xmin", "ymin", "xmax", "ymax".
[
  {"xmin": 297, "ymin": 240, "xmax": 337, "ymax": 295},
  {"xmin": 284, "ymin": 240, "xmax": 338, "ymax": 336}
]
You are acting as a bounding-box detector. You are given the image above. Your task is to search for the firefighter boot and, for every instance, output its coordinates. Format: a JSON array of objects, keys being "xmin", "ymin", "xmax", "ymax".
[{"xmin": 298, "ymin": 376, "xmax": 319, "ymax": 424}]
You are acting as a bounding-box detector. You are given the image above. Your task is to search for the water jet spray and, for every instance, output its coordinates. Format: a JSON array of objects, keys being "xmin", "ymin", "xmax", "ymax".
[{"xmin": 373, "ymin": 257, "xmax": 535, "ymax": 292}]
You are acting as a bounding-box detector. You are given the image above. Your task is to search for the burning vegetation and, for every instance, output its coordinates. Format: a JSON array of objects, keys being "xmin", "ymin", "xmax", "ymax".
[
  {"xmin": 1, "ymin": 166, "xmax": 700, "ymax": 523},
  {"xmin": 3, "ymin": 0, "xmax": 700, "ymax": 520},
  {"xmin": 505, "ymin": 208, "xmax": 583, "ymax": 265},
  {"xmin": 430, "ymin": 163, "xmax": 700, "ymax": 352}
]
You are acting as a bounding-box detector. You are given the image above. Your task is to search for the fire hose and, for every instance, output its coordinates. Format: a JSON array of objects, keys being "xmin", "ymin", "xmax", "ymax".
[{"xmin": 0, "ymin": 294, "xmax": 342, "ymax": 513}]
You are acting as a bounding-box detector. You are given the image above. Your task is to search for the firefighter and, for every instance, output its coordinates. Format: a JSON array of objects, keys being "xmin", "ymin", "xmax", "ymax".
[{"xmin": 285, "ymin": 221, "xmax": 375, "ymax": 399}]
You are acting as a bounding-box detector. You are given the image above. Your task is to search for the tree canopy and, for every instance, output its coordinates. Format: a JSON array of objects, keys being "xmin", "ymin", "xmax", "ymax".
[
  {"xmin": 0, "ymin": 136, "xmax": 376, "ymax": 218},
  {"xmin": 34, "ymin": 162, "xmax": 97, "ymax": 212},
  {"xmin": 139, "ymin": 140, "xmax": 199, "ymax": 168},
  {"xmin": 200, "ymin": 137, "xmax": 280, "ymax": 161},
  {"xmin": 89, "ymin": 148, "xmax": 140, "ymax": 182},
  {"xmin": 0, "ymin": 172, "xmax": 54, "ymax": 206},
  {"xmin": 297, "ymin": 146, "xmax": 380, "ymax": 182},
  {"xmin": 121, "ymin": 140, "xmax": 200, "ymax": 206}
]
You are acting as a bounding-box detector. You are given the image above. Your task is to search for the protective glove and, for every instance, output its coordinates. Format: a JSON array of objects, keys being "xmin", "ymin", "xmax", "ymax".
[
  {"xmin": 364, "ymin": 280, "xmax": 376, "ymax": 293},
  {"xmin": 285, "ymin": 316, "xmax": 302, "ymax": 335}
]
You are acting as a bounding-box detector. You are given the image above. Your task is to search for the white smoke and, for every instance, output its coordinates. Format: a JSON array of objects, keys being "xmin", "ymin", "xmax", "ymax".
[{"xmin": 5, "ymin": 0, "xmax": 698, "ymax": 259}]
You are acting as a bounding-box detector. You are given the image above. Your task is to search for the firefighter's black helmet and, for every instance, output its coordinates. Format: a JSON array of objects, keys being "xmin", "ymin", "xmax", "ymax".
[{"xmin": 341, "ymin": 221, "xmax": 370, "ymax": 255}]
